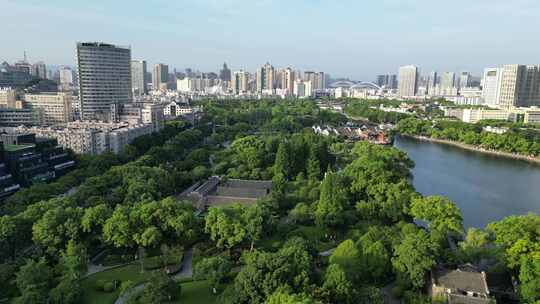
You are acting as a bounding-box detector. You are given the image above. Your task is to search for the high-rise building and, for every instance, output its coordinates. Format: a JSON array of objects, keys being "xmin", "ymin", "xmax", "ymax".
[
  {"xmin": 131, "ymin": 60, "xmax": 147, "ymax": 96},
  {"xmin": 233, "ymin": 70, "xmax": 250, "ymax": 94},
  {"xmin": 376, "ymin": 74, "xmax": 398, "ymax": 89},
  {"xmin": 482, "ymin": 65, "xmax": 540, "ymax": 108},
  {"xmin": 304, "ymin": 71, "xmax": 325, "ymax": 91},
  {"xmin": 76, "ymin": 42, "xmax": 132, "ymax": 122},
  {"xmin": 441, "ymin": 72, "xmax": 456, "ymax": 89},
  {"xmin": 279, "ymin": 68, "xmax": 295, "ymax": 93},
  {"xmin": 0, "ymin": 88, "xmax": 17, "ymax": 108},
  {"xmin": 256, "ymin": 62, "xmax": 275, "ymax": 93},
  {"xmin": 376, "ymin": 75, "xmax": 388, "ymax": 87},
  {"xmin": 59, "ymin": 66, "xmax": 74, "ymax": 89},
  {"xmin": 482, "ymin": 68, "xmax": 503, "ymax": 107},
  {"xmin": 219, "ymin": 63, "xmax": 231, "ymax": 82},
  {"xmin": 23, "ymin": 92, "xmax": 73, "ymax": 125},
  {"xmin": 152, "ymin": 63, "xmax": 169, "ymax": 91},
  {"xmin": 398, "ymin": 65, "xmax": 418, "ymax": 97},
  {"xmin": 459, "ymin": 72, "xmax": 471, "ymax": 89},
  {"xmin": 293, "ymin": 80, "xmax": 312, "ymax": 98},
  {"xmin": 31, "ymin": 62, "xmax": 47, "ymax": 79}
]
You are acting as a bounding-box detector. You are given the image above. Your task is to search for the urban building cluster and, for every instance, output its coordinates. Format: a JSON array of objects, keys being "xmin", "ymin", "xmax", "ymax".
[{"xmin": 0, "ymin": 132, "xmax": 74, "ymax": 198}]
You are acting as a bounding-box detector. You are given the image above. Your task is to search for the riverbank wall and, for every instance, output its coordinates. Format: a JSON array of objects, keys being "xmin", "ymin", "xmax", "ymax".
[{"xmin": 401, "ymin": 134, "xmax": 540, "ymax": 166}]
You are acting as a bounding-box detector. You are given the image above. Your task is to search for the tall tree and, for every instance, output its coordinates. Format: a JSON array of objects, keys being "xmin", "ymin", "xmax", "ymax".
[
  {"xmin": 315, "ymin": 170, "xmax": 347, "ymax": 228},
  {"xmin": 274, "ymin": 141, "xmax": 291, "ymax": 179},
  {"xmin": 410, "ymin": 196, "xmax": 464, "ymax": 235},
  {"xmin": 392, "ymin": 229, "xmax": 438, "ymax": 289},
  {"xmin": 194, "ymin": 256, "xmax": 232, "ymax": 294}
]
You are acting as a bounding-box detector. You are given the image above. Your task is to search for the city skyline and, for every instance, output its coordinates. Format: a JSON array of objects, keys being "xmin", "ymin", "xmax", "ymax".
[{"xmin": 2, "ymin": 0, "xmax": 540, "ymax": 80}]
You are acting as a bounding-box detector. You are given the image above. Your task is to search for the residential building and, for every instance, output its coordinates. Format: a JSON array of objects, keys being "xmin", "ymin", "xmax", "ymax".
[
  {"xmin": 23, "ymin": 92, "xmax": 73, "ymax": 125},
  {"xmin": 233, "ymin": 70, "xmax": 250, "ymax": 95},
  {"xmin": 256, "ymin": 62, "xmax": 275, "ymax": 93},
  {"xmin": 431, "ymin": 265, "xmax": 493, "ymax": 304},
  {"xmin": 427, "ymin": 71, "xmax": 438, "ymax": 95},
  {"xmin": 398, "ymin": 65, "xmax": 418, "ymax": 97},
  {"xmin": 293, "ymin": 80, "xmax": 312, "ymax": 98},
  {"xmin": 152, "ymin": 63, "xmax": 169, "ymax": 91},
  {"xmin": 304, "ymin": 71, "xmax": 325, "ymax": 91},
  {"xmin": 118, "ymin": 102, "xmax": 164, "ymax": 132},
  {"xmin": 279, "ymin": 68, "xmax": 295, "ymax": 93},
  {"xmin": 131, "ymin": 60, "xmax": 147, "ymax": 96},
  {"xmin": 0, "ymin": 88, "xmax": 17, "ymax": 108},
  {"xmin": 76, "ymin": 42, "xmax": 132, "ymax": 122},
  {"xmin": 0, "ymin": 108, "xmax": 42, "ymax": 126},
  {"xmin": 9, "ymin": 121, "xmax": 154, "ymax": 155}
]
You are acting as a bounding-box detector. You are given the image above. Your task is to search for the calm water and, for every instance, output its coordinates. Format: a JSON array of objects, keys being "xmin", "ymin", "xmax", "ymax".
[{"xmin": 394, "ymin": 135, "xmax": 540, "ymax": 228}]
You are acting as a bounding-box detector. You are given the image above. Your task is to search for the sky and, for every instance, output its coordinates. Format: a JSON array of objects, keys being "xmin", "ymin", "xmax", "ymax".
[{"xmin": 2, "ymin": 0, "xmax": 539, "ymax": 80}]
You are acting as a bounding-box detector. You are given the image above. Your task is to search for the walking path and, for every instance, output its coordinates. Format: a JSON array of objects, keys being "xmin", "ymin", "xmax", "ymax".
[{"xmin": 114, "ymin": 248, "xmax": 193, "ymax": 304}]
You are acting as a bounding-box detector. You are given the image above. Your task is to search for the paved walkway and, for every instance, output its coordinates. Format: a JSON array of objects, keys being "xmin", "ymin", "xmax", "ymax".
[{"xmin": 114, "ymin": 248, "xmax": 193, "ymax": 304}]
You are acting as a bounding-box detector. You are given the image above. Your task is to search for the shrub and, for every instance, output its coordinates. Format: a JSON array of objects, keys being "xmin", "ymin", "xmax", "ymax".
[
  {"xmin": 103, "ymin": 281, "xmax": 116, "ymax": 293},
  {"xmin": 95, "ymin": 279, "xmax": 107, "ymax": 291}
]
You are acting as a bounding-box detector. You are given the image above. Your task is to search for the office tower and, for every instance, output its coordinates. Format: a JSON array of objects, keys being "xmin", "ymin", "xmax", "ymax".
[
  {"xmin": 220, "ymin": 63, "xmax": 231, "ymax": 82},
  {"xmin": 14, "ymin": 53, "xmax": 31, "ymax": 74},
  {"xmin": 59, "ymin": 66, "xmax": 74, "ymax": 89},
  {"xmin": 76, "ymin": 42, "xmax": 132, "ymax": 122},
  {"xmin": 482, "ymin": 68, "xmax": 503, "ymax": 107},
  {"xmin": 482, "ymin": 65, "xmax": 540, "ymax": 108},
  {"xmin": 31, "ymin": 62, "xmax": 47, "ymax": 79},
  {"xmin": 233, "ymin": 70, "xmax": 250, "ymax": 94},
  {"xmin": 398, "ymin": 65, "xmax": 418, "ymax": 97},
  {"xmin": 23, "ymin": 92, "xmax": 73, "ymax": 124},
  {"xmin": 152, "ymin": 63, "xmax": 169, "ymax": 91},
  {"xmin": 280, "ymin": 68, "xmax": 295, "ymax": 92},
  {"xmin": 459, "ymin": 72, "xmax": 471, "ymax": 89},
  {"xmin": 441, "ymin": 72, "xmax": 456, "ymax": 89},
  {"xmin": 256, "ymin": 62, "xmax": 275, "ymax": 93},
  {"xmin": 388, "ymin": 75, "xmax": 398, "ymax": 89},
  {"xmin": 131, "ymin": 60, "xmax": 147, "ymax": 96}
]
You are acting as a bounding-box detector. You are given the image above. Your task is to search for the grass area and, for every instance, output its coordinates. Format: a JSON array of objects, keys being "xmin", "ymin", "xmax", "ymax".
[
  {"xmin": 169, "ymin": 280, "xmax": 222, "ymax": 304},
  {"xmin": 80, "ymin": 263, "xmax": 154, "ymax": 304}
]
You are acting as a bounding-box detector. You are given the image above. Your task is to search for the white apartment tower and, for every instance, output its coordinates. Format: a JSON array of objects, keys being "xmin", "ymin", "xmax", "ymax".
[{"xmin": 398, "ymin": 65, "xmax": 419, "ymax": 97}]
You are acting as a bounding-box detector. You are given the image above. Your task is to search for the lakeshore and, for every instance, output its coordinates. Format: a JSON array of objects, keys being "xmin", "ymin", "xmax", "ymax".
[{"xmin": 400, "ymin": 134, "xmax": 540, "ymax": 166}]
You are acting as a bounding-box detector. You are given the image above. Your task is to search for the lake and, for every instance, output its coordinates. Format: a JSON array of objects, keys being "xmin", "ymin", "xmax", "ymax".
[{"xmin": 394, "ymin": 135, "xmax": 540, "ymax": 228}]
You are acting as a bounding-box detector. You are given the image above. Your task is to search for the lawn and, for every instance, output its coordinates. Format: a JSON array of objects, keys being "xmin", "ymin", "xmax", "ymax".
[
  {"xmin": 170, "ymin": 280, "xmax": 221, "ymax": 304},
  {"xmin": 80, "ymin": 263, "xmax": 154, "ymax": 304}
]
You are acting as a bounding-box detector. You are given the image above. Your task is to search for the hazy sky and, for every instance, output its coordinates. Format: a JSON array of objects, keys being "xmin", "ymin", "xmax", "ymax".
[{"xmin": 2, "ymin": 0, "xmax": 539, "ymax": 80}]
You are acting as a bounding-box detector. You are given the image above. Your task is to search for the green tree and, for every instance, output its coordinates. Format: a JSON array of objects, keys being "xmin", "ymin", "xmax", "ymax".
[
  {"xmin": 15, "ymin": 258, "xmax": 53, "ymax": 302},
  {"xmin": 49, "ymin": 279, "xmax": 82, "ymax": 304},
  {"xmin": 266, "ymin": 288, "xmax": 320, "ymax": 304},
  {"xmin": 274, "ymin": 141, "xmax": 291, "ymax": 179},
  {"xmin": 410, "ymin": 196, "xmax": 464, "ymax": 235},
  {"xmin": 329, "ymin": 239, "xmax": 361, "ymax": 280},
  {"xmin": 322, "ymin": 264, "xmax": 356, "ymax": 304},
  {"xmin": 392, "ymin": 229, "xmax": 438, "ymax": 289},
  {"xmin": 194, "ymin": 256, "xmax": 232, "ymax": 293},
  {"xmin": 205, "ymin": 205, "xmax": 247, "ymax": 250},
  {"xmin": 32, "ymin": 206, "xmax": 83, "ymax": 254},
  {"xmin": 519, "ymin": 254, "xmax": 540, "ymax": 303},
  {"xmin": 61, "ymin": 240, "xmax": 88, "ymax": 280},
  {"xmin": 315, "ymin": 170, "xmax": 347, "ymax": 228},
  {"xmin": 138, "ymin": 272, "xmax": 180, "ymax": 304}
]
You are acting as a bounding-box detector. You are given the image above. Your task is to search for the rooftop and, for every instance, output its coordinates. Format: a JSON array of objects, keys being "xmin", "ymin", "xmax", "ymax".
[
  {"xmin": 433, "ymin": 265, "xmax": 490, "ymax": 295},
  {"xmin": 4, "ymin": 144, "xmax": 34, "ymax": 152}
]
